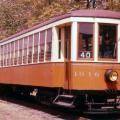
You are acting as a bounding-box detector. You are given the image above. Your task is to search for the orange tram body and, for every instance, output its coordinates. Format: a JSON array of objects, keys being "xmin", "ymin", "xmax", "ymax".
[{"xmin": 0, "ymin": 10, "xmax": 120, "ymax": 114}]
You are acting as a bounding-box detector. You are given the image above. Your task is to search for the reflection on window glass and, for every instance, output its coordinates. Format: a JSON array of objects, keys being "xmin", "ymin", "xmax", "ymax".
[
  {"xmin": 4, "ymin": 45, "xmax": 7, "ymax": 66},
  {"xmin": 78, "ymin": 23, "xmax": 93, "ymax": 59},
  {"xmin": 23, "ymin": 37, "xmax": 28, "ymax": 64},
  {"xmin": 65, "ymin": 26, "xmax": 71, "ymax": 59},
  {"xmin": 7, "ymin": 44, "xmax": 11, "ymax": 66},
  {"xmin": 11, "ymin": 42, "xmax": 14, "ymax": 65},
  {"xmin": 19, "ymin": 39, "xmax": 23, "ymax": 64},
  {"xmin": 33, "ymin": 33, "xmax": 39, "ymax": 63},
  {"xmin": 1, "ymin": 46, "xmax": 3, "ymax": 67},
  {"xmin": 39, "ymin": 31, "xmax": 45, "ymax": 62},
  {"xmin": 99, "ymin": 24, "xmax": 117, "ymax": 59},
  {"xmin": 28, "ymin": 35, "xmax": 33, "ymax": 64},
  {"xmin": 46, "ymin": 28, "xmax": 52, "ymax": 61},
  {"xmin": 58, "ymin": 28, "xmax": 61, "ymax": 59},
  {"xmin": 14, "ymin": 41, "xmax": 18, "ymax": 65}
]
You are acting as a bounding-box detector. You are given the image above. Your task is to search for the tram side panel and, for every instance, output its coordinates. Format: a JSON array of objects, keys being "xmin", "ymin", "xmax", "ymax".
[
  {"xmin": 0, "ymin": 63, "xmax": 65, "ymax": 88},
  {"xmin": 70, "ymin": 63, "xmax": 120, "ymax": 91}
]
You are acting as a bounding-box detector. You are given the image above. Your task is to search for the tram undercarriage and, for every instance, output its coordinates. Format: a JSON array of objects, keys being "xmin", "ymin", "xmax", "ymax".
[
  {"xmin": 52, "ymin": 89, "xmax": 120, "ymax": 114},
  {"xmin": 0, "ymin": 84, "xmax": 120, "ymax": 114}
]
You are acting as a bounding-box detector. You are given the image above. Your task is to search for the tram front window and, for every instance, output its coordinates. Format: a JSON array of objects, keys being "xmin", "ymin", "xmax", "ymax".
[
  {"xmin": 78, "ymin": 23, "xmax": 93, "ymax": 59},
  {"xmin": 99, "ymin": 24, "xmax": 117, "ymax": 59}
]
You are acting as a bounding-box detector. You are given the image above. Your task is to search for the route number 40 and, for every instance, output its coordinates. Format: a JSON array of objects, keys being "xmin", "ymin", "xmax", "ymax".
[{"xmin": 80, "ymin": 51, "xmax": 91, "ymax": 58}]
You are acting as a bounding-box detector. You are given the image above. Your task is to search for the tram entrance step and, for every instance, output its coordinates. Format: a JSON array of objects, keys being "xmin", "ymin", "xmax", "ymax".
[{"xmin": 53, "ymin": 94, "xmax": 76, "ymax": 108}]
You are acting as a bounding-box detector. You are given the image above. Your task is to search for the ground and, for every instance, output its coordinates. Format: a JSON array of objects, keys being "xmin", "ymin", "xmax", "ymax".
[
  {"xmin": 0, "ymin": 98, "xmax": 119, "ymax": 120},
  {"xmin": 0, "ymin": 99, "xmax": 64, "ymax": 120}
]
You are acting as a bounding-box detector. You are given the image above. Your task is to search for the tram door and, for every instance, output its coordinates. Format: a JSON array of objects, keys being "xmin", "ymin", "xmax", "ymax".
[{"xmin": 64, "ymin": 26, "xmax": 71, "ymax": 90}]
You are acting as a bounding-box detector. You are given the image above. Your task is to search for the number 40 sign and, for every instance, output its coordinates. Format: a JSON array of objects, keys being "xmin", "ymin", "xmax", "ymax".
[{"xmin": 80, "ymin": 51, "xmax": 91, "ymax": 58}]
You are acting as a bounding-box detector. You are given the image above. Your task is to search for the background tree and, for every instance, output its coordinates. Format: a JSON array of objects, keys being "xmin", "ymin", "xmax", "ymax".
[{"xmin": 0, "ymin": 0, "xmax": 119, "ymax": 40}]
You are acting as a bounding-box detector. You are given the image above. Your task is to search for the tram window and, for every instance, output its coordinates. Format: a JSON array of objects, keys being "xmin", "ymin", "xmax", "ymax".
[
  {"xmin": 2, "ymin": 46, "xmax": 4, "ymax": 67},
  {"xmin": 23, "ymin": 37, "xmax": 28, "ymax": 64},
  {"xmin": 58, "ymin": 28, "xmax": 61, "ymax": 59},
  {"xmin": 11, "ymin": 42, "xmax": 14, "ymax": 66},
  {"xmin": 46, "ymin": 28, "xmax": 52, "ymax": 61},
  {"xmin": 58, "ymin": 28, "xmax": 61, "ymax": 40},
  {"xmin": 6, "ymin": 44, "xmax": 9, "ymax": 66},
  {"xmin": 39, "ymin": 31, "xmax": 45, "ymax": 62},
  {"xmin": 3, "ymin": 46, "xmax": 5, "ymax": 66},
  {"xmin": 19, "ymin": 39, "xmax": 23, "ymax": 64},
  {"xmin": 4, "ymin": 45, "xmax": 7, "ymax": 67},
  {"xmin": 28, "ymin": 35, "xmax": 33, "ymax": 64},
  {"xmin": 78, "ymin": 23, "xmax": 93, "ymax": 59},
  {"xmin": 33, "ymin": 33, "xmax": 39, "ymax": 63},
  {"xmin": 5, "ymin": 44, "xmax": 8, "ymax": 66},
  {"xmin": 98, "ymin": 24, "xmax": 117, "ymax": 59},
  {"xmin": 0, "ymin": 46, "xmax": 1, "ymax": 67},
  {"xmin": 65, "ymin": 26, "xmax": 71, "ymax": 59},
  {"xmin": 1, "ymin": 46, "xmax": 3, "ymax": 67},
  {"xmin": 3, "ymin": 45, "xmax": 5, "ymax": 67},
  {"xmin": 7, "ymin": 43, "xmax": 11, "ymax": 66},
  {"xmin": 14, "ymin": 41, "xmax": 18, "ymax": 65}
]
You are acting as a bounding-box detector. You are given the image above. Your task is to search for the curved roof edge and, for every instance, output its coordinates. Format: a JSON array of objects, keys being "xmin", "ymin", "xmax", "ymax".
[
  {"xmin": 1, "ymin": 9, "xmax": 120, "ymax": 42},
  {"xmin": 71, "ymin": 9, "xmax": 120, "ymax": 19}
]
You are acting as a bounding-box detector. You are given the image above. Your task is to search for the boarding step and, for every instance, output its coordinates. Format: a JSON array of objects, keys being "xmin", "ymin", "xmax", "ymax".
[
  {"xmin": 58, "ymin": 94, "xmax": 74, "ymax": 98},
  {"xmin": 54, "ymin": 101, "xmax": 75, "ymax": 108},
  {"xmin": 53, "ymin": 94, "xmax": 76, "ymax": 108}
]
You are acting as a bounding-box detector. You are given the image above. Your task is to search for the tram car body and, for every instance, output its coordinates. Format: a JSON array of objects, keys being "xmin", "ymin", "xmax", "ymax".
[{"xmin": 0, "ymin": 10, "xmax": 120, "ymax": 114}]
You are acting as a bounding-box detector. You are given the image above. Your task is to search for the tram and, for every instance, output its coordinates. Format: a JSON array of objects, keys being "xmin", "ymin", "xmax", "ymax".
[{"xmin": 0, "ymin": 10, "xmax": 120, "ymax": 114}]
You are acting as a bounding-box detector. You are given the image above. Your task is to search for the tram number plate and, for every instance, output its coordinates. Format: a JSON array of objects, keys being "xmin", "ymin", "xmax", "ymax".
[{"xmin": 80, "ymin": 51, "xmax": 91, "ymax": 58}]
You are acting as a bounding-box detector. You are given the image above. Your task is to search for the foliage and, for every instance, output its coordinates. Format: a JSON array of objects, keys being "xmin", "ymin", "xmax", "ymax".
[
  {"xmin": 0, "ymin": 0, "xmax": 32, "ymax": 39},
  {"xmin": 0, "ymin": 0, "xmax": 120, "ymax": 40}
]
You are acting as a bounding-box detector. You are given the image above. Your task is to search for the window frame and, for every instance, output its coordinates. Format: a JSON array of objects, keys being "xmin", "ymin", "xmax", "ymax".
[
  {"xmin": 4, "ymin": 44, "xmax": 7, "ymax": 67},
  {"xmin": 39, "ymin": 30, "xmax": 46, "ymax": 62},
  {"xmin": 58, "ymin": 27, "xmax": 62, "ymax": 59},
  {"xmin": 33, "ymin": 33, "xmax": 39, "ymax": 63},
  {"xmin": 0, "ymin": 45, "xmax": 4, "ymax": 67},
  {"xmin": 0, "ymin": 27, "xmax": 54, "ymax": 68},
  {"xmin": 45, "ymin": 28, "xmax": 52, "ymax": 61},
  {"xmin": 18, "ymin": 39, "xmax": 24, "ymax": 65},
  {"xmin": 98, "ymin": 23, "xmax": 118, "ymax": 61},
  {"xmin": 77, "ymin": 22, "xmax": 94, "ymax": 60},
  {"xmin": 23, "ymin": 37, "xmax": 28, "ymax": 64},
  {"xmin": 10, "ymin": 42, "xmax": 15, "ymax": 66},
  {"xmin": 14, "ymin": 40, "xmax": 19, "ymax": 65},
  {"xmin": 7, "ymin": 43, "xmax": 11, "ymax": 67}
]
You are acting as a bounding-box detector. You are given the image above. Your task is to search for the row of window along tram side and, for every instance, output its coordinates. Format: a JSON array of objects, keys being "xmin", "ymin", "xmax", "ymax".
[
  {"xmin": 0, "ymin": 10, "xmax": 120, "ymax": 114},
  {"xmin": 0, "ymin": 28, "xmax": 52, "ymax": 67},
  {"xmin": 0, "ymin": 23, "xmax": 118, "ymax": 66}
]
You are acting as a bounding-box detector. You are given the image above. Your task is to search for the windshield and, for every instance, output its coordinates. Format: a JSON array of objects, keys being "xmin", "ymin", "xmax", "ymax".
[{"xmin": 98, "ymin": 24, "xmax": 117, "ymax": 59}]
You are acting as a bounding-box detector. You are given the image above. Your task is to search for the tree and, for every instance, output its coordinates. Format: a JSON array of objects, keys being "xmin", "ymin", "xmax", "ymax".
[{"xmin": 0, "ymin": 0, "xmax": 32, "ymax": 37}]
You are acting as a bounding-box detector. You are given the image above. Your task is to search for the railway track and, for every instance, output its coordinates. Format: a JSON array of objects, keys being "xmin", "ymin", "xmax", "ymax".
[{"xmin": 0, "ymin": 95, "xmax": 120, "ymax": 120}]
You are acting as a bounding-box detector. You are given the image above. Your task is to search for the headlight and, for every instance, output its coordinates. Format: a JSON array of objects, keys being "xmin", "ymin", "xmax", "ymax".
[
  {"xmin": 109, "ymin": 71, "xmax": 118, "ymax": 82},
  {"xmin": 105, "ymin": 70, "xmax": 118, "ymax": 82}
]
